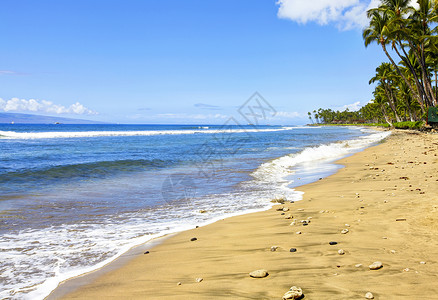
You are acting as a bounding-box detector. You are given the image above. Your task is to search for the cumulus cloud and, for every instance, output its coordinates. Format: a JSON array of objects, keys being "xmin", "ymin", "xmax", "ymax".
[
  {"xmin": 0, "ymin": 97, "xmax": 97, "ymax": 115},
  {"xmin": 338, "ymin": 101, "xmax": 363, "ymax": 111},
  {"xmin": 277, "ymin": 0, "xmax": 383, "ymax": 30}
]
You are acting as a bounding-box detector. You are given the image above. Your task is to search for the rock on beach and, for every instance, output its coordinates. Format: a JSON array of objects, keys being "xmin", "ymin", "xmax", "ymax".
[
  {"xmin": 282, "ymin": 286, "xmax": 303, "ymax": 299},
  {"xmin": 249, "ymin": 269, "xmax": 269, "ymax": 278},
  {"xmin": 369, "ymin": 261, "xmax": 383, "ymax": 270}
]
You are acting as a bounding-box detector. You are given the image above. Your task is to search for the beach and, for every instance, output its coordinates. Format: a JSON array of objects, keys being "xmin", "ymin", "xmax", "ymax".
[{"xmin": 52, "ymin": 130, "xmax": 438, "ymax": 299}]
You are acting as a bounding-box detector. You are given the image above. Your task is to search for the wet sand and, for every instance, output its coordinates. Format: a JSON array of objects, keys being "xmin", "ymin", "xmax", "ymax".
[{"xmin": 55, "ymin": 130, "xmax": 438, "ymax": 299}]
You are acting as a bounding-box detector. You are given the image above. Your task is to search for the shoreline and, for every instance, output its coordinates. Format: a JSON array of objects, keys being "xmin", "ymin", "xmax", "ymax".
[
  {"xmin": 41, "ymin": 127, "xmax": 387, "ymax": 299},
  {"xmin": 55, "ymin": 130, "xmax": 438, "ymax": 299}
]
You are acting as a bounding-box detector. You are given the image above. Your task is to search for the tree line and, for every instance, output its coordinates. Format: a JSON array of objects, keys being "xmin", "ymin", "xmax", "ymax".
[{"xmin": 309, "ymin": 0, "xmax": 437, "ymax": 126}]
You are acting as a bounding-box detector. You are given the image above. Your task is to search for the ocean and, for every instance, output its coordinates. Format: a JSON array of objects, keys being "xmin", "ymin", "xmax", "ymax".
[{"xmin": 0, "ymin": 124, "xmax": 390, "ymax": 299}]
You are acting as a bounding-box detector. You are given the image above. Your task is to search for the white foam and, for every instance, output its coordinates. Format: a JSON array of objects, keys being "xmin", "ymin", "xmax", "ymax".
[
  {"xmin": 252, "ymin": 130, "xmax": 391, "ymax": 184},
  {"xmin": 0, "ymin": 127, "xmax": 294, "ymax": 139}
]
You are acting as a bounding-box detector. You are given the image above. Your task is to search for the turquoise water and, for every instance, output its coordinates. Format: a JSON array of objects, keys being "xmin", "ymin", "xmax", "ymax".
[{"xmin": 0, "ymin": 124, "xmax": 390, "ymax": 299}]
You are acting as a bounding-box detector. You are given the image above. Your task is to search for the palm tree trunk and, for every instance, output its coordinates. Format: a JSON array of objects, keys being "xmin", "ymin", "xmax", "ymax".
[
  {"xmin": 435, "ymin": 69, "xmax": 438, "ymax": 106},
  {"xmin": 382, "ymin": 80, "xmax": 401, "ymax": 122},
  {"xmin": 396, "ymin": 42, "xmax": 428, "ymax": 110},
  {"xmin": 381, "ymin": 43, "xmax": 426, "ymax": 113},
  {"xmin": 380, "ymin": 105, "xmax": 392, "ymax": 126},
  {"xmin": 408, "ymin": 40, "xmax": 436, "ymax": 107}
]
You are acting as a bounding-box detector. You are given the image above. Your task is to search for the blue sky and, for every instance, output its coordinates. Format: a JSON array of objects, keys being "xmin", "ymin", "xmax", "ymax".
[{"xmin": 0, "ymin": 0, "xmax": 388, "ymax": 124}]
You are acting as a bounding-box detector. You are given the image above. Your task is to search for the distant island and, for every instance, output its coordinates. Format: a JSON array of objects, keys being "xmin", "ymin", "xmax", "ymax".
[{"xmin": 0, "ymin": 112, "xmax": 106, "ymax": 124}]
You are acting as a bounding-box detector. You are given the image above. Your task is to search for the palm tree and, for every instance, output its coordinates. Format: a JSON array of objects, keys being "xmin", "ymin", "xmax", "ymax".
[
  {"xmin": 407, "ymin": 0, "xmax": 438, "ymax": 106},
  {"xmin": 363, "ymin": 9, "xmax": 423, "ymax": 109},
  {"xmin": 369, "ymin": 63, "xmax": 402, "ymax": 122},
  {"xmin": 307, "ymin": 112, "xmax": 314, "ymax": 124},
  {"xmin": 373, "ymin": 86, "xmax": 393, "ymax": 125}
]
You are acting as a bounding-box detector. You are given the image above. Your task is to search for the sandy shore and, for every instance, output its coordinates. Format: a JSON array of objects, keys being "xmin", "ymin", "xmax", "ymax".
[{"xmin": 55, "ymin": 130, "xmax": 438, "ymax": 299}]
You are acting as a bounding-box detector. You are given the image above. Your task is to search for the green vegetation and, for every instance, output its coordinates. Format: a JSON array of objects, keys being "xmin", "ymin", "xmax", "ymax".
[
  {"xmin": 392, "ymin": 121, "xmax": 424, "ymax": 129},
  {"xmin": 309, "ymin": 0, "xmax": 438, "ymax": 128}
]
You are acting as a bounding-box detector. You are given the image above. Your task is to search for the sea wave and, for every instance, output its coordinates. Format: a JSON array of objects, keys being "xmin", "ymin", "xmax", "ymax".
[
  {"xmin": 0, "ymin": 127, "xmax": 293, "ymax": 139},
  {"xmin": 0, "ymin": 159, "xmax": 171, "ymax": 186},
  {"xmin": 252, "ymin": 130, "xmax": 391, "ymax": 183}
]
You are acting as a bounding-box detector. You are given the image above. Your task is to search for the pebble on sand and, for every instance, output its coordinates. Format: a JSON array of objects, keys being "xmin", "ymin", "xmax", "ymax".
[
  {"xmin": 190, "ymin": 237, "xmax": 197, "ymax": 242},
  {"xmin": 329, "ymin": 241, "xmax": 338, "ymax": 245},
  {"xmin": 177, "ymin": 282, "xmax": 182, "ymax": 286},
  {"xmin": 355, "ymin": 264, "xmax": 363, "ymax": 268},
  {"xmin": 338, "ymin": 249, "xmax": 345, "ymax": 255},
  {"xmin": 271, "ymin": 246, "xmax": 279, "ymax": 252},
  {"xmin": 365, "ymin": 292, "xmax": 374, "ymax": 299},
  {"xmin": 283, "ymin": 207, "xmax": 290, "ymax": 212},
  {"xmin": 143, "ymin": 251, "xmax": 150, "ymax": 254},
  {"xmin": 369, "ymin": 261, "xmax": 383, "ymax": 270},
  {"xmin": 341, "ymin": 229, "xmax": 349, "ymax": 234},
  {"xmin": 289, "ymin": 248, "xmax": 297, "ymax": 252},
  {"xmin": 196, "ymin": 278, "xmax": 203, "ymax": 282},
  {"xmin": 285, "ymin": 214, "xmax": 293, "ymax": 219},
  {"xmin": 282, "ymin": 286, "xmax": 303, "ymax": 300},
  {"xmin": 249, "ymin": 269, "xmax": 269, "ymax": 278}
]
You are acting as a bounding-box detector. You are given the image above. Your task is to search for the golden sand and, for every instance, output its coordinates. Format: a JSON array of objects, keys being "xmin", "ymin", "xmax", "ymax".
[{"xmin": 55, "ymin": 131, "xmax": 438, "ymax": 299}]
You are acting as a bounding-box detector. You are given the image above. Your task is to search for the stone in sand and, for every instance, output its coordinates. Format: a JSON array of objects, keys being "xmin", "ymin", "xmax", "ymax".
[
  {"xmin": 338, "ymin": 249, "xmax": 345, "ymax": 255},
  {"xmin": 196, "ymin": 278, "xmax": 203, "ymax": 282},
  {"xmin": 199, "ymin": 210, "xmax": 207, "ymax": 213},
  {"xmin": 190, "ymin": 237, "xmax": 197, "ymax": 242},
  {"xmin": 296, "ymin": 231, "xmax": 301, "ymax": 234},
  {"xmin": 285, "ymin": 214, "xmax": 293, "ymax": 219},
  {"xmin": 177, "ymin": 282, "xmax": 182, "ymax": 286},
  {"xmin": 271, "ymin": 246, "xmax": 278, "ymax": 252},
  {"xmin": 282, "ymin": 286, "xmax": 303, "ymax": 300},
  {"xmin": 329, "ymin": 241, "xmax": 338, "ymax": 245},
  {"xmin": 144, "ymin": 251, "xmax": 150, "ymax": 254},
  {"xmin": 283, "ymin": 207, "xmax": 290, "ymax": 212},
  {"xmin": 355, "ymin": 264, "xmax": 362, "ymax": 268},
  {"xmin": 289, "ymin": 248, "xmax": 297, "ymax": 252},
  {"xmin": 249, "ymin": 269, "xmax": 269, "ymax": 278},
  {"xmin": 341, "ymin": 229, "xmax": 349, "ymax": 234},
  {"xmin": 365, "ymin": 292, "xmax": 374, "ymax": 299},
  {"xmin": 369, "ymin": 261, "xmax": 383, "ymax": 270}
]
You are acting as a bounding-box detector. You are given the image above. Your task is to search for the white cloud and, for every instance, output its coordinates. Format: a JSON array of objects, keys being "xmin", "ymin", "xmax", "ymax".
[
  {"xmin": 276, "ymin": 0, "xmax": 385, "ymax": 30},
  {"xmin": 339, "ymin": 101, "xmax": 362, "ymax": 111},
  {"xmin": 275, "ymin": 111, "xmax": 302, "ymax": 118},
  {"xmin": 0, "ymin": 97, "xmax": 97, "ymax": 115}
]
